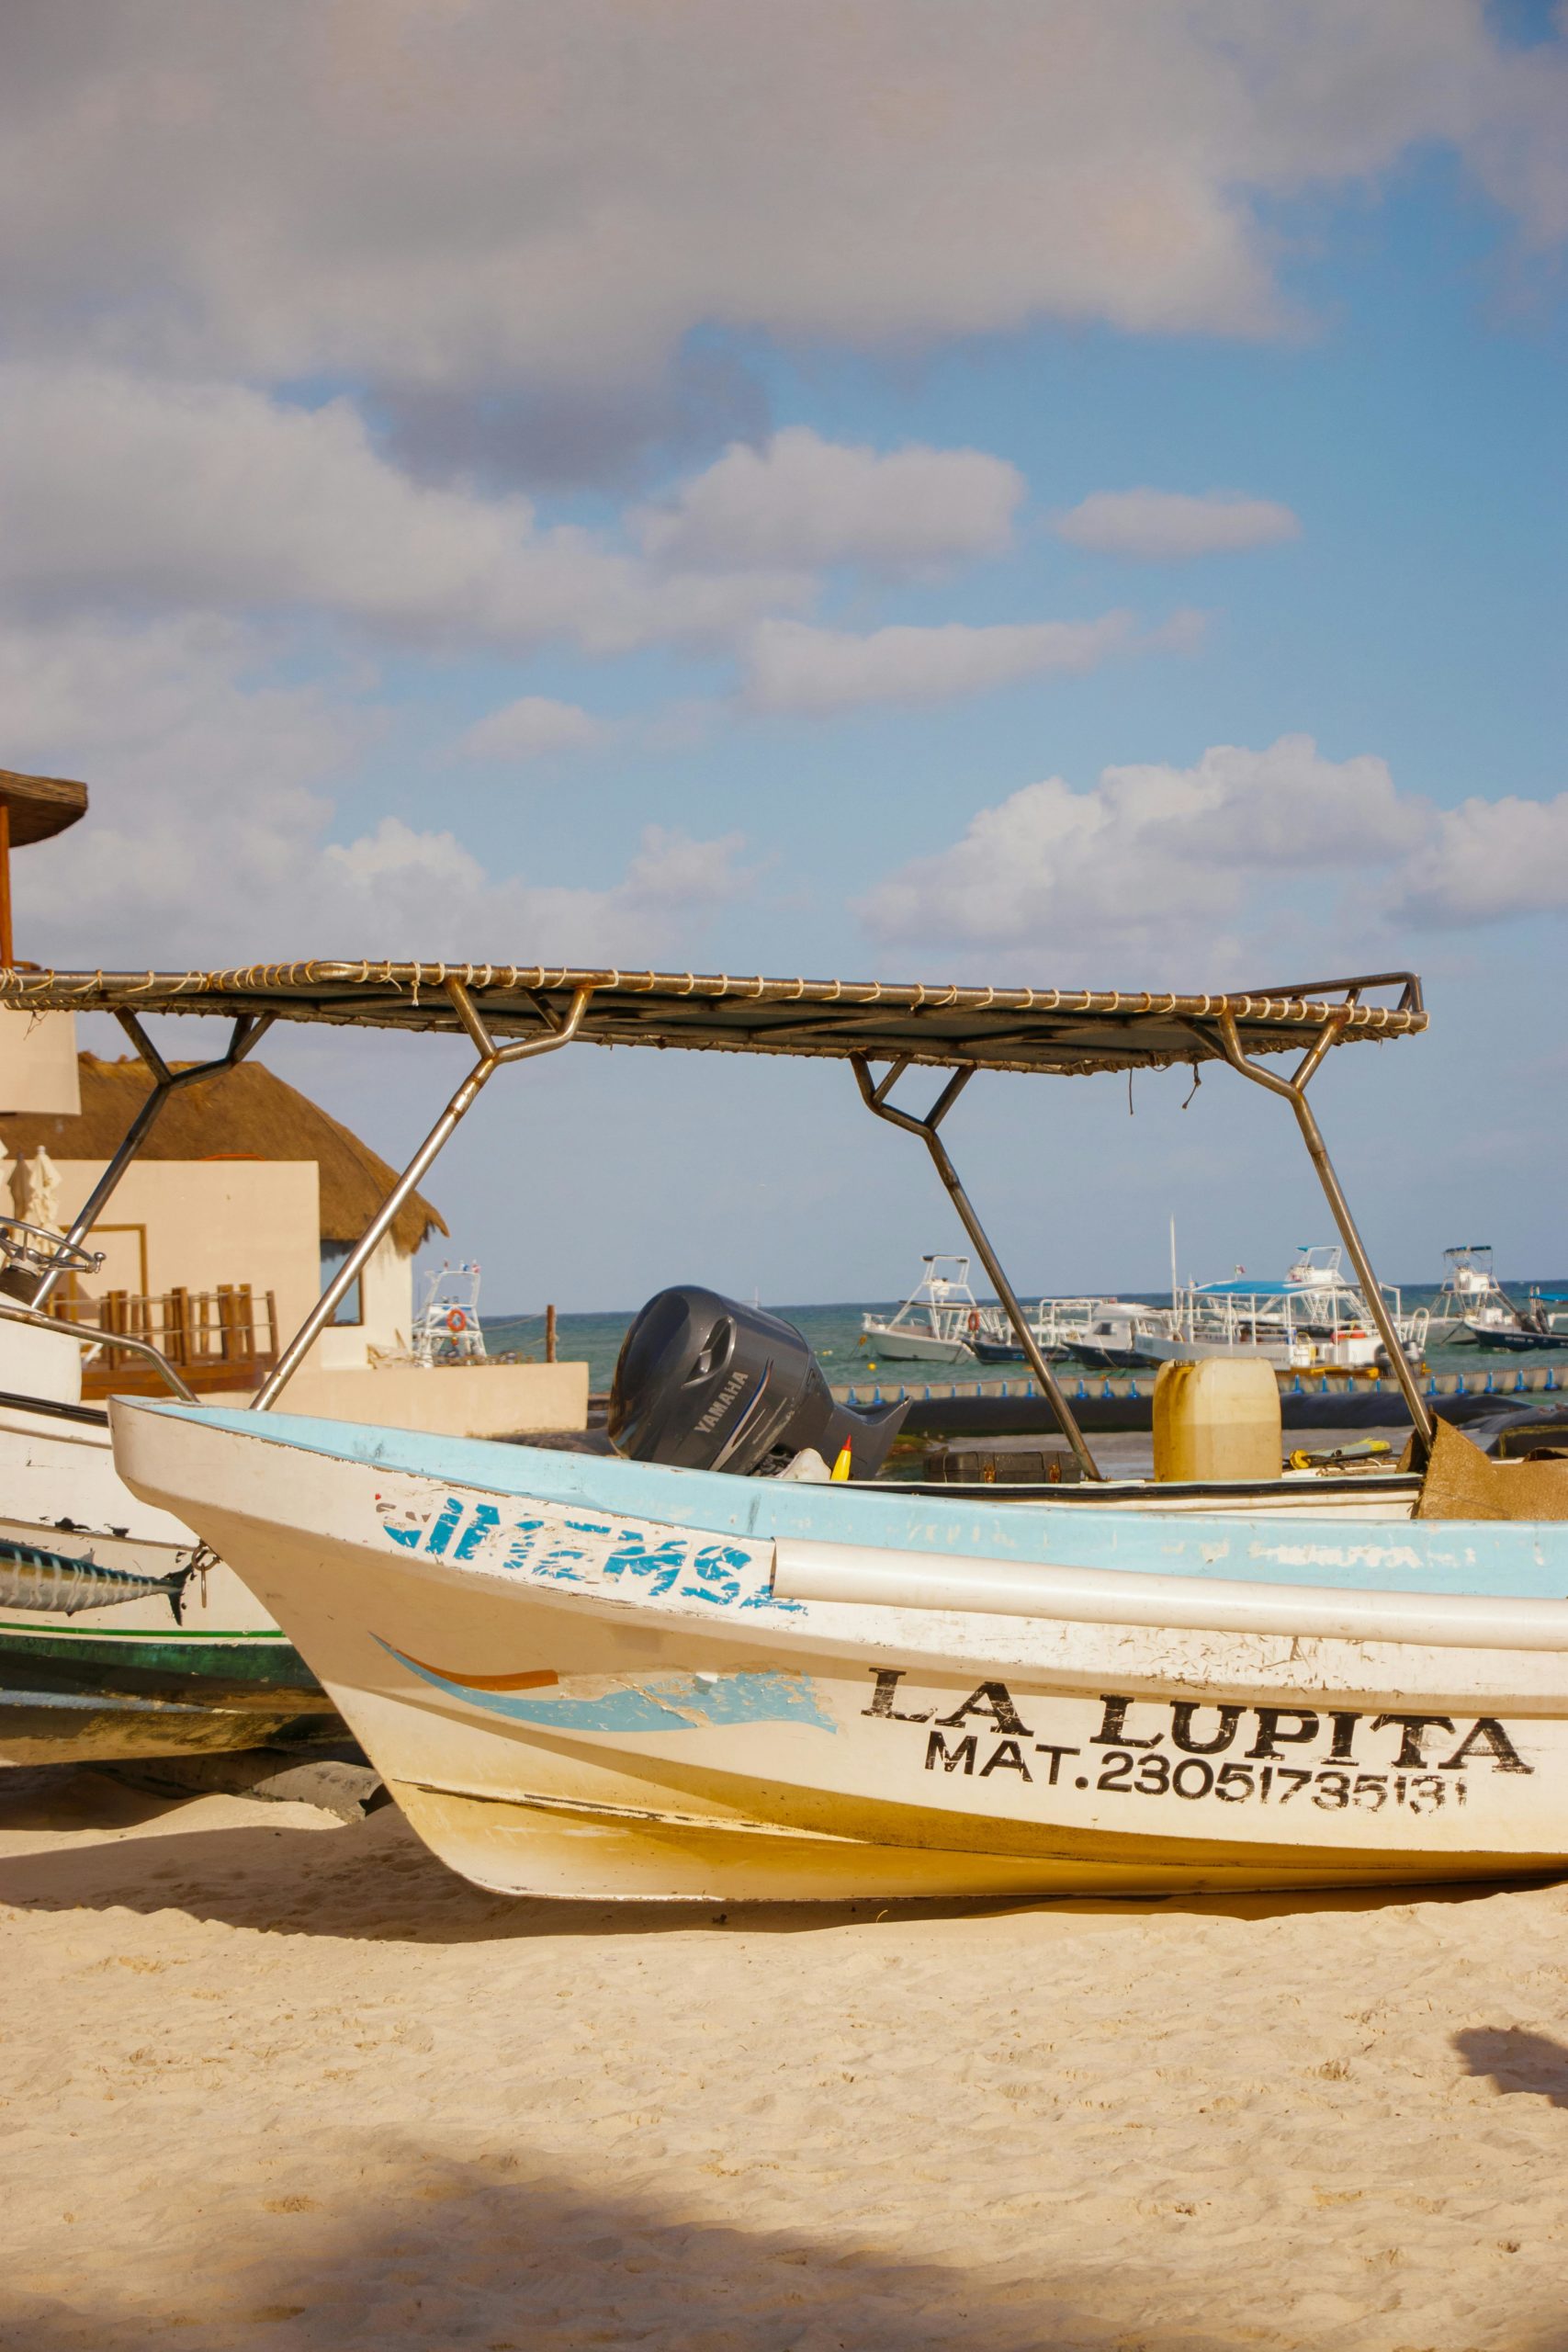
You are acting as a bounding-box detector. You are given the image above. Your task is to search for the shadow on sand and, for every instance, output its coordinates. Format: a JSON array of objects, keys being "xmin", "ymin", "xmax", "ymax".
[
  {"xmin": 0, "ymin": 1766, "xmax": 1555, "ymax": 1948},
  {"xmin": 1454, "ymin": 2026, "xmax": 1568, "ymax": 2109},
  {"xmin": 9, "ymin": 2139, "xmax": 1568, "ymax": 2352}
]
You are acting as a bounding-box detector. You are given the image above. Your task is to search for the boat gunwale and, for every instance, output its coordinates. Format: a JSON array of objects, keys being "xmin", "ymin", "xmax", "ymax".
[{"xmin": 112, "ymin": 1398, "xmax": 1568, "ymax": 1614}]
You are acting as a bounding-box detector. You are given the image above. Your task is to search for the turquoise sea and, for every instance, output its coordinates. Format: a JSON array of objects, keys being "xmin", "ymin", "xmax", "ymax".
[
  {"xmin": 482, "ymin": 1284, "xmax": 1568, "ymax": 1396},
  {"xmin": 481, "ymin": 1299, "xmax": 905, "ymax": 1393}
]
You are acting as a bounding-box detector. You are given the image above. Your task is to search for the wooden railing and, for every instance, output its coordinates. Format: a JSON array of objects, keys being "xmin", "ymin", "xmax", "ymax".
[{"xmin": 46, "ymin": 1283, "xmax": 279, "ymax": 1397}]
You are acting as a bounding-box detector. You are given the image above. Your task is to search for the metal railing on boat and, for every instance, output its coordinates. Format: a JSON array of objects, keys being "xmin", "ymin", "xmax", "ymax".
[{"xmin": 0, "ymin": 1298, "xmax": 197, "ymax": 1402}]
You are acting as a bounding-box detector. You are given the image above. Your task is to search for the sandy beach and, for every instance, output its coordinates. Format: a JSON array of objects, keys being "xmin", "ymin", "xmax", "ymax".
[{"xmin": 1, "ymin": 1770, "xmax": 1564, "ymax": 2352}]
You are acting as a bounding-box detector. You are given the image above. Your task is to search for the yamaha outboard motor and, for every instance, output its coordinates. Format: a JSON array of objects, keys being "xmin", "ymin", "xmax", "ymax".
[{"xmin": 607, "ymin": 1284, "xmax": 907, "ymax": 1478}]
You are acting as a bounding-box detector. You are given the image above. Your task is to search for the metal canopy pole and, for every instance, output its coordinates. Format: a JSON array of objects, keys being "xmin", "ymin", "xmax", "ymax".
[
  {"xmin": 851, "ymin": 1054, "xmax": 1101, "ymax": 1482},
  {"xmin": 1201, "ymin": 1009, "xmax": 1437, "ymax": 1452},
  {"xmin": 253, "ymin": 977, "xmax": 592, "ymax": 1411},
  {"xmin": 29, "ymin": 1009, "xmax": 276, "ymax": 1309}
]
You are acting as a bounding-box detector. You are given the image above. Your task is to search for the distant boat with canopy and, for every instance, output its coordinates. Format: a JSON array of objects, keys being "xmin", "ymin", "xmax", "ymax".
[{"xmin": 1425, "ymin": 1245, "xmax": 1562, "ymax": 1354}]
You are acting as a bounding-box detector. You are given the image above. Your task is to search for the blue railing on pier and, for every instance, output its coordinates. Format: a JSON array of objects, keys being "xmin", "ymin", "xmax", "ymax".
[{"xmin": 839, "ymin": 1361, "xmax": 1562, "ymax": 1408}]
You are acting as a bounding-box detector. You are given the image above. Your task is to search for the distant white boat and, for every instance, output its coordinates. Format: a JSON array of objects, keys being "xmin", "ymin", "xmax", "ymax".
[
  {"xmin": 861, "ymin": 1255, "xmax": 982, "ymax": 1363},
  {"xmin": 1032, "ymin": 1297, "xmax": 1175, "ymax": 1370},
  {"xmin": 1424, "ymin": 1246, "xmax": 1562, "ymax": 1353},
  {"xmin": 411, "ymin": 1260, "xmax": 488, "ymax": 1366},
  {"xmin": 1134, "ymin": 1247, "xmax": 1415, "ymax": 1373},
  {"xmin": 1426, "ymin": 1245, "xmax": 1513, "ymax": 1346}
]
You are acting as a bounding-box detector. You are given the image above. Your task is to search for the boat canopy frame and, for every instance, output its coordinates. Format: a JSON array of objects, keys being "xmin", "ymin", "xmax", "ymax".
[
  {"xmin": 0, "ymin": 960, "xmax": 1423, "ymax": 1071},
  {"xmin": 0, "ymin": 961, "xmax": 1434, "ymax": 1466}
]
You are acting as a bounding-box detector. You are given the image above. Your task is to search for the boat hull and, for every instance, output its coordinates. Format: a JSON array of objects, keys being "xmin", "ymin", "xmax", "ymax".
[
  {"xmin": 1463, "ymin": 1323, "xmax": 1561, "ymax": 1354},
  {"xmin": 0, "ymin": 1398, "xmax": 336, "ymax": 1765},
  {"xmin": 1069, "ymin": 1341, "xmax": 1164, "ymax": 1372},
  {"xmin": 1134, "ymin": 1332, "xmax": 1295, "ymax": 1371},
  {"xmin": 0, "ymin": 1623, "xmax": 337, "ymax": 1765},
  {"xmin": 111, "ymin": 1400, "xmax": 1568, "ymax": 1902},
  {"xmin": 860, "ymin": 1323, "xmax": 976, "ymax": 1364}
]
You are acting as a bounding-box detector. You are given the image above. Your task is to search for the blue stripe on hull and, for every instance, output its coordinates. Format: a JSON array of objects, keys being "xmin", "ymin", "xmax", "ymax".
[{"xmin": 376, "ymin": 1641, "xmax": 837, "ymax": 1733}]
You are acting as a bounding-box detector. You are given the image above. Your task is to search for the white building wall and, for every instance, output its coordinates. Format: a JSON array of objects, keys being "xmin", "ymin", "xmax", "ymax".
[
  {"xmin": 315, "ymin": 1228, "xmax": 415, "ymax": 1370},
  {"xmin": 8, "ymin": 1153, "xmax": 420, "ymax": 1375},
  {"xmin": 0, "ymin": 1012, "xmax": 80, "ymax": 1114},
  {"xmin": 20, "ymin": 1158, "xmax": 321, "ymax": 1355}
]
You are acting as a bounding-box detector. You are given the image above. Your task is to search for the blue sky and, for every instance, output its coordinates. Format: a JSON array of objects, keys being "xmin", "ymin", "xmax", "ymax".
[{"xmin": 5, "ymin": 4, "xmax": 1565, "ymax": 1308}]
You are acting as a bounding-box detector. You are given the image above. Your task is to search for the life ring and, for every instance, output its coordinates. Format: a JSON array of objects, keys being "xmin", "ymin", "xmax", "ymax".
[
  {"xmin": 966, "ymin": 1309, "xmax": 980, "ymax": 1334},
  {"xmin": 446, "ymin": 1307, "xmax": 468, "ymax": 1334}
]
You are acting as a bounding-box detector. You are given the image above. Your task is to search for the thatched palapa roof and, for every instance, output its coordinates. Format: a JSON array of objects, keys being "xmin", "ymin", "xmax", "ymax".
[{"xmin": 0, "ymin": 1056, "xmax": 445, "ymax": 1253}]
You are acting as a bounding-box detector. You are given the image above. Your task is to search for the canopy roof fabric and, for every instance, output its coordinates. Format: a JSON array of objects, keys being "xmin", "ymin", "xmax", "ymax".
[
  {"xmin": 1194, "ymin": 1277, "xmax": 1376, "ymax": 1298},
  {"xmin": 0, "ymin": 963, "xmax": 1426, "ymax": 1077}
]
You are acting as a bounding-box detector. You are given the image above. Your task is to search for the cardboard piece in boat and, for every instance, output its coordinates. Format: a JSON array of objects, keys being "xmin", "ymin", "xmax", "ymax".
[{"xmin": 1415, "ymin": 1416, "xmax": 1568, "ymax": 1521}]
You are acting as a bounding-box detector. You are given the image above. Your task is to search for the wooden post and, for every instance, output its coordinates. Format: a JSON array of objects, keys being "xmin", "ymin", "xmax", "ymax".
[
  {"xmin": 545, "ymin": 1303, "xmax": 558, "ymax": 1363},
  {"xmin": 0, "ymin": 800, "xmax": 12, "ymax": 969}
]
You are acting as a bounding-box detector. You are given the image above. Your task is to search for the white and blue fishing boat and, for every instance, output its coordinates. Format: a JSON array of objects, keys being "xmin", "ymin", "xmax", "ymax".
[
  {"xmin": 0, "ymin": 765, "xmax": 340, "ymax": 1766},
  {"xmin": 5, "ymin": 956, "xmax": 1564, "ymax": 1901}
]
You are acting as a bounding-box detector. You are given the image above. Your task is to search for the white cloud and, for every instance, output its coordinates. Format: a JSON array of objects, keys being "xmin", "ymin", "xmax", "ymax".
[
  {"xmin": 321, "ymin": 817, "xmax": 487, "ymax": 899},
  {"xmin": 321, "ymin": 814, "xmax": 754, "ymax": 955},
  {"xmin": 0, "ymin": 367, "xmax": 813, "ymax": 654},
  {"xmin": 1394, "ymin": 794, "xmax": 1568, "ymax": 925},
  {"xmin": 0, "ymin": 5, "xmax": 1562, "ymax": 426},
  {"xmin": 457, "ymin": 693, "xmax": 727, "ymax": 764},
  {"xmin": 637, "ymin": 427, "xmax": 1025, "ymax": 572},
  {"xmin": 1055, "ymin": 488, "xmax": 1301, "ymax": 560},
  {"xmin": 0, "ymin": 367, "xmax": 1096, "ymax": 698},
  {"xmin": 0, "ymin": 615, "xmax": 365, "ymax": 956},
  {"xmin": 742, "ymin": 610, "xmax": 1153, "ymax": 715},
  {"xmin": 459, "ymin": 697, "xmax": 613, "ymax": 763},
  {"xmin": 2, "ymin": 616, "xmax": 753, "ymax": 970},
  {"xmin": 618, "ymin": 826, "xmax": 752, "ymax": 910},
  {"xmin": 1144, "ymin": 736, "xmax": 1423, "ymax": 865},
  {"xmin": 857, "ymin": 734, "xmax": 1562, "ymax": 977}
]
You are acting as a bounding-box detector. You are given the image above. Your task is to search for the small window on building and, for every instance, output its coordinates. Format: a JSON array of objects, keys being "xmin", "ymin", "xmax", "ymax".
[{"xmin": 320, "ymin": 1239, "xmax": 363, "ymax": 1326}]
